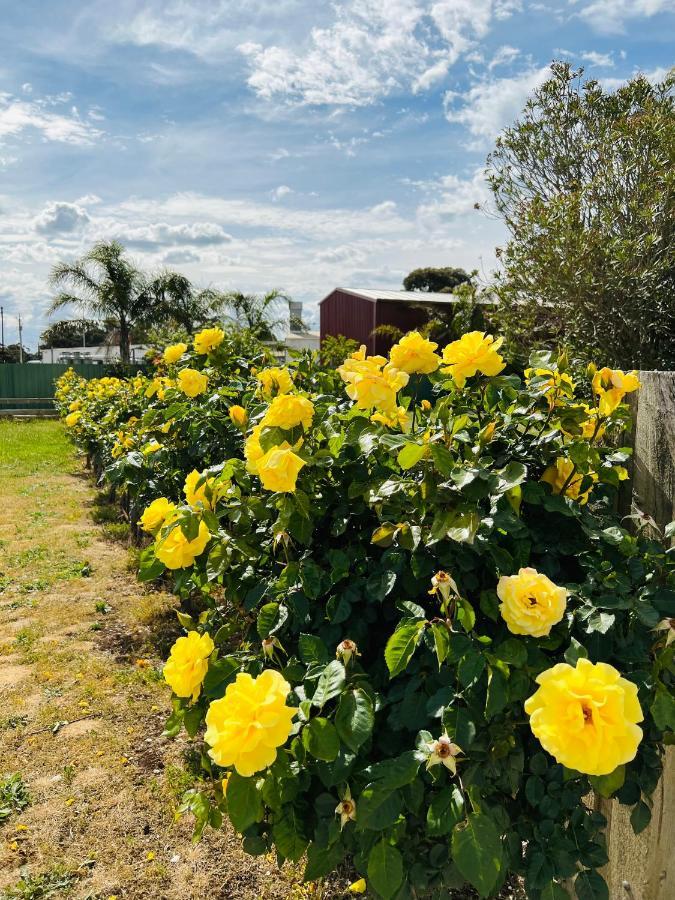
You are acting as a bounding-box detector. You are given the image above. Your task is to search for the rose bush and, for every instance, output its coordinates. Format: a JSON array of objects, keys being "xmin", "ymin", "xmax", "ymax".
[{"xmin": 59, "ymin": 330, "xmax": 675, "ymax": 900}]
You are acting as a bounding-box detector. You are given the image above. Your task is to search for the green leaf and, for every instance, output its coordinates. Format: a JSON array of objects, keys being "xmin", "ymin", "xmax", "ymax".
[
  {"xmin": 304, "ymin": 842, "xmax": 344, "ymax": 881},
  {"xmin": 426, "ymin": 786, "xmax": 464, "ymax": 836},
  {"xmin": 302, "ymin": 718, "xmax": 340, "ymax": 761},
  {"xmin": 311, "ymin": 660, "xmax": 346, "ymax": 708},
  {"xmin": 493, "ymin": 638, "xmax": 527, "ymax": 667},
  {"xmin": 630, "ymin": 800, "xmax": 652, "ymax": 834},
  {"xmin": 365, "ymin": 751, "xmax": 422, "ymax": 790},
  {"xmin": 183, "ymin": 705, "xmax": 203, "ymax": 738},
  {"xmin": 272, "ymin": 804, "xmax": 308, "ymax": 861},
  {"xmin": 451, "ymin": 813, "xmax": 503, "ymax": 898},
  {"xmin": 335, "ymin": 689, "xmax": 374, "ymax": 752},
  {"xmin": 651, "ymin": 684, "xmax": 675, "ymax": 732},
  {"xmin": 397, "ymin": 442, "xmax": 428, "ymax": 470},
  {"xmin": 431, "ymin": 622, "xmax": 450, "ymax": 666},
  {"xmin": 368, "ymin": 840, "xmax": 404, "ymax": 900},
  {"xmin": 589, "ymin": 765, "xmax": 625, "ymax": 799},
  {"xmin": 485, "ymin": 667, "xmax": 509, "ymax": 719},
  {"xmin": 227, "ymin": 773, "xmax": 263, "ymax": 833},
  {"xmin": 574, "ymin": 870, "xmax": 609, "ymax": 900},
  {"xmin": 138, "ymin": 546, "xmax": 165, "ymax": 582},
  {"xmin": 357, "ymin": 787, "xmax": 403, "ymax": 831},
  {"xmin": 457, "ymin": 650, "xmax": 485, "ymax": 688},
  {"xmin": 257, "ymin": 602, "xmax": 280, "ymax": 638},
  {"xmin": 298, "ymin": 633, "xmax": 330, "ymax": 666},
  {"xmin": 540, "ymin": 882, "xmax": 570, "ymax": 900},
  {"xmin": 385, "ymin": 621, "xmax": 425, "ymax": 679}
]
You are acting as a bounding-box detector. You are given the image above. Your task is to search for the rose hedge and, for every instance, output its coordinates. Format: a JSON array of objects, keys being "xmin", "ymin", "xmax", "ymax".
[{"xmin": 57, "ymin": 329, "xmax": 675, "ymax": 900}]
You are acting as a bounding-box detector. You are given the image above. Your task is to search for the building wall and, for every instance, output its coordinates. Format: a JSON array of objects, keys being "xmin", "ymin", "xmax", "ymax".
[
  {"xmin": 320, "ymin": 290, "xmax": 377, "ymax": 353},
  {"xmin": 373, "ymin": 302, "xmax": 428, "ymax": 355}
]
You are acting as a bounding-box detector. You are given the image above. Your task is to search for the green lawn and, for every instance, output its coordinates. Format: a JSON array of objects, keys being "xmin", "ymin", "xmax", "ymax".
[{"xmin": 0, "ymin": 419, "xmax": 74, "ymax": 474}]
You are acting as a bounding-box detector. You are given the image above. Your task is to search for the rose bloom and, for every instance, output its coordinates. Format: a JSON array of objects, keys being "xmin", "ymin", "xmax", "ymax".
[
  {"xmin": 164, "ymin": 630, "xmax": 214, "ymax": 702},
  {"xmin": 257, "ymin": 444, "xmax": 306, "ymax": 493},
  {"xmin": 204, "ymin": 669, "xmax": 297, "ymax": 777},
  {"xmin": 244, "ymin": 423, "xmax": 266, "ymax": 475},
  {"xmin": 65, "ymin": 411, "xmax": 81, "ymax": 427},
  {"xmin": 497, "ymin": 567, "xmax": 568, "ymax": 638},
  {"xmin": 541, "ymin": 457, "xmax": 597, "ymax": 504},
  {"xmin": 256, "ymin": 367, "xmax": 294, "ymax": 398},
  {"xmin": 389, "ymin": 331, "xmax": 441, "ymax": 375},
  {"xmin": 525, "ymin": 658, "xmax": 643, "ymax": 775},
  {"xmin": 177, "ymin": 368, "xmax": 208, "ymax": 398},
  {"xmin": 441, "ymin": 331, "xmax": 505, "ymax": 388},
  {"xmin": 163, "ymin": 343, "xmax": 187, "ymax": 364},
  {"xmin": 345, "ymin": 364, "xmax": 409, "ymax": 414},
  {"xmin": 525, "ymin": 367, "xmax": 575, "ymax": 410},
  {"xmin": 229, "ymin": 405, "xmax": 248, "ymax": 428},
  {"xmin": 592, "ymin": 367, "xmax": 641, "ymax": 416},
  {"xmin": 155, "ymin": 519, "xmax": 210, "ymax": 569},
  {"xmin": 337, "ymin": 345, "xmax": 387, "ymax": 384},
  {"xmin": 193, "ymin": 327, "xmax": 225, "ymax": 355},
  {"xmin": 184, "ymin": 469, "xmax": 228, "ymax": 510},
  {"xmin": 370, "ymin": 406, "xmax": 412, "ymax": 432},
  {"xmin": 261, "ymin": 394, "xmax": 314, "ymax": 431}
]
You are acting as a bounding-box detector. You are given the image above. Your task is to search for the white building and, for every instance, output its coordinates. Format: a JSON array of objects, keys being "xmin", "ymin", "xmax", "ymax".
[{"xmin": 36, "ymin": 344, "xmax": 149, "ymax": 364}]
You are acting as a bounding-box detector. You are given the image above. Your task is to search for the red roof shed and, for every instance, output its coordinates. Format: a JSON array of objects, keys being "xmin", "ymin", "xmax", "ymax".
[{"xmin": 318, "ymin": 287, "xmax": 459, "ymax": 355}]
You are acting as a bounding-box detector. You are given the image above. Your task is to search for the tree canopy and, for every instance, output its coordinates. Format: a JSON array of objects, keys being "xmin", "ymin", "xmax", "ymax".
[
  {"xmin": 488, "ymin": 62, "xmax": 675, "ymax": 369},
  {"xmin": 403, "ymin": 267, "xmax": 472, "ymax": 293},
  {"xmin": 40, "ymin": 319, "xmax": 107, "ymax": 349}
]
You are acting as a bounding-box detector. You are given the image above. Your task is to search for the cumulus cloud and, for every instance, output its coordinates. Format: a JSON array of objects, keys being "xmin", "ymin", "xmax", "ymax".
[
  {"xmin": 271, "ymin": 184, "xmax": 293, "ymax": 201},
  {"xmin": 0, "ymin": 92, "xmax": 103, "ymax": 147},
  {"xmin": 162, "ymin": 249, "xmax": 201, "ymax": 264},
  {"xmin": 571, "ymin": 0, "xmax": 675, "ymax": 35},
  {"xmin": 237, "ymin": 0, "xmax": 520, "ymax": 106},
  {"xmin": 120, "ymin": 221, "xmax": 233, "ymax": 248},
  {"xmin": 34, "ymin": 201, "xmax": 90, "ymax": 234},
  {"xmin": 445, "ymin": 66, "xmax": 550, "ymax": 144}
]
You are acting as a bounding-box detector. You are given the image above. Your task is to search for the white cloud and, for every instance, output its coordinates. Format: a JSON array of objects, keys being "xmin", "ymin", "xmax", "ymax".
[
  {"xmin": 571, "ymin": 0, "xmax": 675, "ymax": 35},
  {"xmin": 580, "ymin": 50, "xmax": 614, "ymax": 67},
  {"xmin": 271, "ymin": 184, "xmax": 293, "ymax": 201},
  {"xmin": 0, "ymin": 92, "xmax": 103, "ymax": 147},
  {"xmin": 445, "ymin": 66, "xmax": 550, "ymax": 144},
  {"xmin": 238, "ymin": 0, "xmax": 521, "ymax": 106},
  {"xmin": 115, "ymin": 221, "xmax": 233, "ymax": 248},
  {"xmin": 34, "ymin": 201, "xmax": 90, "ymax": 234},
  {"xmin": 601, "ymin": 66, "xmax": 672, "ymax": 91},
  {"xmin": 488, "ymin": 45, "xmax": 521, "ymax": 69},
  {"xmin": 162, "ymin": 249, "xmax": 201, "ymax": 264}
]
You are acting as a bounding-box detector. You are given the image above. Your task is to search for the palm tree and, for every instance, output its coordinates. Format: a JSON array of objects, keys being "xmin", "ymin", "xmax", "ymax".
[
  {"xmin": 145, "ymin": 271, "xmax": 222, "ymax": 334},
  {"xmin": 218, "ymin": 289, "xmax": 288, "ymax": 341},
  {"xmin": 48, "ymin": 242, "xmax": 151, "ymax": 364}
]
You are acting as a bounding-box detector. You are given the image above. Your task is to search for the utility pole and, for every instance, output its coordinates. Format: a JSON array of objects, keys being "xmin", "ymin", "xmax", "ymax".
[{"xmin": 18, "ymin": 315, "xmax": 23, "ymax": 364}]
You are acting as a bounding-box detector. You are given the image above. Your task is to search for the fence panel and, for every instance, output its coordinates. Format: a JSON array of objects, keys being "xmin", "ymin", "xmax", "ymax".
[
  {"xmin": 600, "ymin": 371, "xmax": 675, "ymax": 900},
  {"xmin": 0, "ymin": 363, "xmax": 141, "ymax": 410}
]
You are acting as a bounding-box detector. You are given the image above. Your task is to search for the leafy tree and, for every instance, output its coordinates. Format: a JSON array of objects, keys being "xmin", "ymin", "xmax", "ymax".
[
  {"xmin": 146, "ymin": 272, "xmax": 223, "ymax": 334},
  {"xmin": 0, "ymin": 343, "xmax": 37, "ymax": 363},
  {"xmin": 219, "ymin": 289, "xmax": 289, "ymax": 341},
  {"xmin": 403, "ymin": 267, "xmax": 472, "ymax": 293},
  {"xmin": 487, "ymin": 62, "xmax": 675, "ymax": 369},
  {"xmin": 40, "ymin": 319, "xmax": 107, "ymax": 349},
  {"xmin": 49, "ymin": 242, "xmax": 153, "ymax": 364},
  {"xmin": 320, "ymin": 334, "xmax": 359, "ymax": 368}
]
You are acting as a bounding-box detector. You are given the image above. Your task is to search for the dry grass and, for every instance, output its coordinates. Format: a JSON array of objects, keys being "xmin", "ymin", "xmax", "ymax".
[{"xmin": 0, "ymin": 421, "xmax": 347, "ymax": 900}]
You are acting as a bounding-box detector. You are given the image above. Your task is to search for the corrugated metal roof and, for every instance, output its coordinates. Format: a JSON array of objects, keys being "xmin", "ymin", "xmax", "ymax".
[{"xmin": 319, "ymin": 287, "xmax": 459, "ymax": 305}]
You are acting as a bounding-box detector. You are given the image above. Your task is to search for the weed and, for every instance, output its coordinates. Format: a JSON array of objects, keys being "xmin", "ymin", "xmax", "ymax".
[
  {"xmin": 2, "ymin": 868, "xmax": 78, "ymax": 899},
  {"xmin": 94, "ymin": 600, "xmax": 111, "ymax": 614},
  {"xmin": 0, "ymin": 773, "xmax": 30, "ymax": 821},
  {"xmin": 0, "ymin": 715, "xmax": 29, "ymax": 730},
  {"xmin": 103, "ymin": 522, "xmax": 130, "ymax": 542},
  {"xmin": 14, "ymin": 627, "xmax": 39, "ymax": 650},
  {"xmin": 62, "ymin": 764, "xmax": 76, "ymax": 786}
]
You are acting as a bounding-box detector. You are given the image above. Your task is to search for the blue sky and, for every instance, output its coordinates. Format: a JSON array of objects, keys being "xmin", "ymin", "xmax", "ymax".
[{"xmin": 0, "ymin": 0, "xmax": 673, "ymax": 349}]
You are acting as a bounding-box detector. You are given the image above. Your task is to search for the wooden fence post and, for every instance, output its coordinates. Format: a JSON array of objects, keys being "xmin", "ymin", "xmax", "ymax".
[{"xmin": 598, "ymin": 372, "xmax": 675, "ymax": 900}]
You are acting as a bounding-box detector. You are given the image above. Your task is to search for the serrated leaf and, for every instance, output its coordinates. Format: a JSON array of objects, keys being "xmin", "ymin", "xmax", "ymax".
[
  {"xmin": 311, "ymin": 660, "xmax": 346, "ymax": 708},
  {"xmin": 385, "ymin": 621, "xmax": 425, "ymax": 679}
]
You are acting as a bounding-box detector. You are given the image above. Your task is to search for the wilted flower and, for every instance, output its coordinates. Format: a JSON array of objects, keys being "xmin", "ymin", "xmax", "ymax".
[
  {"xmin": 426, "ymin": 734, "xmax": 462, "ymax": 774},
  {"xmin": 335, "ymin": 786, "xmax": 357, "ymax": 829},
  {"xmin": 429, "ymin": 571, "xmax": 459, "ymax": 613},
  {"xmin": 654, "ymin": 618, "xmax": 675, "ymax": 647},
  {"xmin": 336, "ymin": 639, "xmax": 359, "ymax": 665}
]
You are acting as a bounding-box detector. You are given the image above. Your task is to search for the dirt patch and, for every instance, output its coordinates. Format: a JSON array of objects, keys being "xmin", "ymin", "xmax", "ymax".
[{"xmin": 0, "ymin": 663, "xmax": 31, "ymax": 689}]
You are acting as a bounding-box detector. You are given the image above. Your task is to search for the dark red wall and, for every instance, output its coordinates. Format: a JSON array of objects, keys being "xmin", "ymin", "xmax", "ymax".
[
  {"xmin": 320, "ymin": 290, "xmax": 377, "ymax": 353},
  {"xmin": 373, "ymin": 302, "xmax": 428, "ymax": 356}
]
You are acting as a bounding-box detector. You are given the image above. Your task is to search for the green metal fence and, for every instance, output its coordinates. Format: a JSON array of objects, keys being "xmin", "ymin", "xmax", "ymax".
[{"xmin": 0, "ymin": 363, "xmax": 141, "ymax": 412}]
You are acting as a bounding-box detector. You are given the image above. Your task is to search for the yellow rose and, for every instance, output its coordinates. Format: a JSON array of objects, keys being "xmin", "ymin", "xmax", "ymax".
[
  {"xmin": 257, "ymin": 445, "xmax": 305, "ymax": 493},
  {"xmin": 142, "ymin": 440, "xmax": 162, "ymax": 455},
  {"xmin": 140, "ymin": 497, "xmax": 177, "ymax": 533},
  {"xmin": 194, "ymin": 327, "xmax": 225, "ymax": 355},
  {"xmin": 184, "ymin": 469, "xmax": 228, "ymax": 510},
  {"xmin": 337, "ymin": 345, "xmax": 388, "ymax": 384},
  {"xmin": 497, "ymin": 567, "xmax": 568, "ymax": 638},
  {"xmin": 229, "ymin": 405, "xmax": 248, "ymax": 428},
  {"xmin": 155, "ymin": 519, "xmax": 210, "ymax": 569},
  {"xmin": 204, "ymin": 669, "xmax": 297, "ymax": 777},
  {"xmin": 345, "ymin": 363, "xmax": 409, "ymax": 414},
  {"xmin": 163, "ymin": 631, "xmax": 214, "ymax": 702},
  {"xmin": 65, "ymin": 411, "xmax": 81, "ymax": 427},
  {"xmin": 592, "ymin": 367, "xmax": 641, "ymax": 416},
  {"xmin": 389, "ymin": 331, "xmax": 441, "ymax": 375},
  {"xmin": 163, "ymin": 343, "xmax": 187, "ymax": 364},
  {"xmin": 261, "ymin": 394, "xmax": 314, "ymax": 431},
  {"xmin": 370, "ymin": 406, "xmax": 412, "ymax": 432},
  {"xmin": 525, "ymin": 367, "xmax": 575, "ymax": 410},
  {"xmin": 256, "ymin": 367, "xmax": 294, "ymax": 398},
  {"xmin": 68, "ymin": 399, "xmax": 81, "ymax": 412},
  {"xmin": 441, "ymin": 331, "xmax": 505, "ymax": 388},
  {"xmin": 541, "ymin": 457, "xmax": 596, "ymax": 504},
  {"xmin": 524, "ymin": 658, "xmax": 643, "ymax": 775},
  {"xmin": 244, "ymin": 423, "xmax": 266, "ymax": 475},
  {"xmin": 177, "ymin": 368, "xmax": 208, "ymax": 398}
]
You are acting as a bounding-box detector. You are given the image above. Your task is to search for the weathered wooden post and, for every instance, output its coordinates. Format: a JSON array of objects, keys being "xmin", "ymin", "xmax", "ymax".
[{"xmin": 599, "ymin": 372, "xmax": 675, "ymax": 899}]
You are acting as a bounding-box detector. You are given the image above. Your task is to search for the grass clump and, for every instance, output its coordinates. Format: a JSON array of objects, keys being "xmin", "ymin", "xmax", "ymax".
[{"xmin": 0, "ymin": 772, "xmax": 30, "ymax": 821}]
